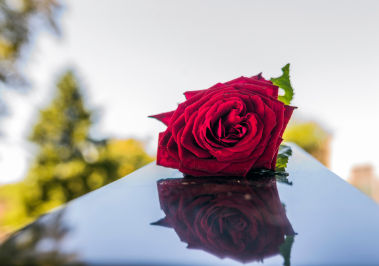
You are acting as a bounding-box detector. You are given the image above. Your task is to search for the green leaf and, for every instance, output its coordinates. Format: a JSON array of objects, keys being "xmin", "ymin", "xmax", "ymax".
[
  {"xmin": 275, "ymin": 144, "xmax": 293, "ymax": 185},
  {"xmin": 276, "ymin": 144, "xmax": 292, "ymax": 172},
  {"xmin": 275, "ymin": 174, "xmax": 292, "ymax": 186},
  {"xmin": 247, "ymin": 144, "xmax": 292, "ymax": 184},
  {"xmin": 271, "ymin": 64, "xmax": 294, "ymax": 105}
]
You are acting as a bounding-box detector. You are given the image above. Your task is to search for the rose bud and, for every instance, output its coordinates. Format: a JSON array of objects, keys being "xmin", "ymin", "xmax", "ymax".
[
  {"xmin": 152, "ymin": 177, "xmax": 295, "ymax": 263},
  {"xmin": 150, "ymin": 74, "xmax": 296, "ymax": 177}
]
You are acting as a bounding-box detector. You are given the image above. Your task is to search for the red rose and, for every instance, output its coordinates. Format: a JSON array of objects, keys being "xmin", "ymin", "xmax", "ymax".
[
  {"xmin": 151, "ymin": 74, "xmax": 295, "ymax": 177},
  {"xmin": 152, "ymin": 177, "xmax": 295, "ymax": 263}
]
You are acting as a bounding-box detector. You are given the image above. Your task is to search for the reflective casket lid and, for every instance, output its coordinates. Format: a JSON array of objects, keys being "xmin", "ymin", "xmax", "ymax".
[{"xmin": 1, "ymin": 145, "xmax": 379, "ymax": 265}]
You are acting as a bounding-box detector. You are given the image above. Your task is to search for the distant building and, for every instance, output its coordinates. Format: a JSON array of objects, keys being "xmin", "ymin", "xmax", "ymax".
[
  {"xmin": 349, "ymin": 164, "xmax": 379, "ymax": 202},
  {"xmin": 311, "ymin": 135, "xmax": 332, "ymax": 168}
]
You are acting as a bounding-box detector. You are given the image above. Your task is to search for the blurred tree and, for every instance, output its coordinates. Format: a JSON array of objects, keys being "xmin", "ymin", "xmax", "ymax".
[
  {"xmin": 283, "ymin": 121, "xmax": 331, "ymax": 167},
  {"xmin": 19, "ymin": 70, "xmax": 153, "ymax": 218},
  {"xmin": 0, "ymin": 182, "xmax": 31, "ymax": 241},
  {"xmin": 0, "ymin": 134, "xmax": 155, "ymax": 238},
  {"xmin": 106, "ymin": 139, "xmax": 155, "ymax": 177},
  {"xmin": 0, "ymin": 0, "xmax": 61, "ymax": 126},
  {"xmin": 0, "ymin": 0, "xmax": 61, "ymax": 86}
]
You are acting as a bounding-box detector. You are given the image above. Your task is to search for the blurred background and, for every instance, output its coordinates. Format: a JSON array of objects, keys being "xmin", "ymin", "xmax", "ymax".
[{"xmin": 0, "ymin": 0, "xmax": 378, "ymax": 241}]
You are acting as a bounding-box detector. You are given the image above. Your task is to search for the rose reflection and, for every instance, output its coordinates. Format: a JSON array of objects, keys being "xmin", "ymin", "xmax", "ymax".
[{"xmin": 152, "ymin": 176, "xmax": 295, "ymax": 264}]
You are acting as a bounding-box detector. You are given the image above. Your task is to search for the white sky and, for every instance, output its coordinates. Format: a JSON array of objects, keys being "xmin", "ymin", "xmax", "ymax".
[{"xmin": 1, "ymin": 0, "xmax": 379, "ymax": 183}]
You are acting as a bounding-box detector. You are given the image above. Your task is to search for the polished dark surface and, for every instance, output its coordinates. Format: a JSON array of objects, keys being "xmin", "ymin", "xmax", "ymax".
[
  {"xmin": 2, "ymin": 144, "xmax": 379, "ymax": 265},
  {"xmin": 152, "ymin": 177, "xmax": 295, "ymax": 264}
]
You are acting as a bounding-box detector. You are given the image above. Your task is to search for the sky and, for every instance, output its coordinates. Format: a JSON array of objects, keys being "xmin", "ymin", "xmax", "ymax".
[{"xmin": 0, "ymin": 0, "xmax": 379, "ymax": 183}]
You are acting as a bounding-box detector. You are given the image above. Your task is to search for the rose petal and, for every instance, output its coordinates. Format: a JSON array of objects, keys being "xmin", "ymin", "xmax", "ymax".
[
  {"xmin": 181, "ymin": 113, "xmax": 211, "ymax": 158},
  {"xmin": 157, "ymin": 132, "xmax": 179, "ymax": 168},
  {"xmin": 149, "ymin": 111, "xmax": 175, "ymax": 126}
]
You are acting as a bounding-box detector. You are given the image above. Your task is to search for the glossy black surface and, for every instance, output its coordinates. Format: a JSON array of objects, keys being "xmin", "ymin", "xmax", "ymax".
[
  {"xmin": 152, "ymin": 177, "xmax": 295, "ymax": 264},
  {"xmin": 2, "ymin": 144, "xmax": 379, "ymax": 265}
]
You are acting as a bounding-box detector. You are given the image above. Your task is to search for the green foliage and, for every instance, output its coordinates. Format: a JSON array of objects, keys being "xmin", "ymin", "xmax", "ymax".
[
  {"xmin": 0, "ymin": 183, "xmax": 32, "ymax": 235},
  {"xmin": 283, "ymin": 121, "xmax": 330, "ymax": 166},
  {"xmin": 0, "ymin": 70, "xmax": 153, "ymax": 236},
  {"xmin": 276, "ymin": 145, "xmax": 292, "ymax": 172},
  {"xmin": 0, "ymin": 0, "xmax": 61, "ymax": 86},
  {"xmin": 29, "ymin": 71, "xmax": 91, "ymax": 147},
  {"xmin": 275, "ymin": 144, "xmax": 293, "ymax": 185},
  {"xmin": 248, "ymin": 144, "xmax": 293, "ymax": 185},
  {"xmin": 24, "ymin": 70, "xmax": 104, "ymax": 216},
  {"xmin": 284, "ymin": 122, "xmax": 328, "ymax": 151},
  {"xmin": 271, "ymin": 64, "xmax": 294, "ymax": 105},
  {"xmin": 24, "ymin": 70, "xmax": 153, "ymax": 216}
]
